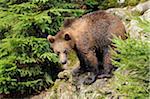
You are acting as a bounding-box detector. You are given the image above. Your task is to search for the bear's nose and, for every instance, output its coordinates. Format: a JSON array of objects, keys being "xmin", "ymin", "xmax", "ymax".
[{"xmin": 61, "ymin": 60, "xmax": 67, "ymax": 64}]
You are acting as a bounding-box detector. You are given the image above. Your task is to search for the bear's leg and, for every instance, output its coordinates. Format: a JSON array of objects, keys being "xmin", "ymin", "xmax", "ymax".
[
  {"xmin": 98, "ymin": 47, "xmax": 114, "ymax": 78},
  {"xmin": 81, "ymin": 51, "xmax": 99, "ymax": 84},
  {"xmin": 72, "ymin": 50, "xmax": 88, "ymax": 76},
  {"xmin": 103, "ymin": 47, "xmax": 114, "ymax": 74},
  {"xmin": 72, "ymin": 66, "xmax": 86, "ymax": 76},
  {"xmin": 72, "ymin": 46, "xmax": 99, "ymax": 84}
]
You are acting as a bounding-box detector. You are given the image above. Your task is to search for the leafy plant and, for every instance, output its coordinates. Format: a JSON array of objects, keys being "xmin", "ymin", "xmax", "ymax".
[{"xmin": 111, "ymin": 37, "xmax": 149, "ymax": 98}]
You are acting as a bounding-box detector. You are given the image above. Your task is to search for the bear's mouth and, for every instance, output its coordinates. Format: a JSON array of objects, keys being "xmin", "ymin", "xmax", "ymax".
[
  {"xmin": 61, "ymin": 60, "xmax": 67, "ymax": 65},
  {"xmin": 62, "ymin": 63, "xmax": 68, "ymax": 70}
]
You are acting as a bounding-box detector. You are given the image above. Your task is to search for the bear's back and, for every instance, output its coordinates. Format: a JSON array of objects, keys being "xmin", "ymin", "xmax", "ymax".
[
  {"xmin": 71, "ymin": 10, "xmax": 126, "ymax": 49},
  {"xmin": 81, "ymin": 10, "xmax": 125, "ymax": 37}
]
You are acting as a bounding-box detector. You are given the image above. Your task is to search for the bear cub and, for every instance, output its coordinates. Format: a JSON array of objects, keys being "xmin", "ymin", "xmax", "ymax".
[{"xmin": 47, "ymin": 10, "xmax": 126, "ymax": 84}]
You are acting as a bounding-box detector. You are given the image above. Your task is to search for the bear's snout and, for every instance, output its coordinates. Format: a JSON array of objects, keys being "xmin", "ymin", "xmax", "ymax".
[
  {"xmin": 59, "ymin": 53, "xmax": 67, "ymax": 65},
  {"xmin": 61, "ymin": 60, "xmax": 67, "ymax": 64}
]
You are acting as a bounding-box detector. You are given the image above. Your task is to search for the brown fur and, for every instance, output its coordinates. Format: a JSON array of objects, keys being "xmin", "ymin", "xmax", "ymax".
[{"xmin": 47, "ymin": 10, "xmax": 126, "ymax": 84}]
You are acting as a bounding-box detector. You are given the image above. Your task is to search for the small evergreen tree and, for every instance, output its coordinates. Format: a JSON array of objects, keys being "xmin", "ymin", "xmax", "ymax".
[
  {"xmin": 0, "ymin": 0, "xmax": 85, "ymax": 95},
  {"xmin": 111, "ymin": 18, "xmax": 150, "ymax": 98}
]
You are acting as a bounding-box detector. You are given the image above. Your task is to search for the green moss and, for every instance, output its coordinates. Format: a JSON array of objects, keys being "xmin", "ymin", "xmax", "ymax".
[
  {"xmin": 67, "ymin": 50, "xmax": 79, "ymax": 68},
  {"xmin": 98, "ymin": 0, "xmax": 147, "ymax": 10},
  {"xmin": 124, "ymin": 0, "xmax": 146, "ymax": 6}
]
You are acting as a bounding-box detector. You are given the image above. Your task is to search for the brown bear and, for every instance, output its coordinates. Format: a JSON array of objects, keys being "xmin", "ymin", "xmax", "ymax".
[{"xmin": 47, "ymin": 10, "xmax": 126, "ymax": 84}]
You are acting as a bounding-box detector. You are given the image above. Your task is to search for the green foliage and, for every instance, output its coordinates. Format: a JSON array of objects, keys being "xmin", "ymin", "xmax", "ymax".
[
  {"xmin": 0, "ymin": 37, "xmax": 58, "ymax": 94},
  {"xmin": 94, "ymin": 0, "xmax": 147, "ymax": 9},
  {"xmin": 123, "ymin": 0, "xmax": 146, "ymax": 6},
  {"xmin": 111, "ymin": 37, "xmax": 149, "ymax": 98},
  {"xmin": 0, "ymin": 0, "xmax": 85, "ymax": 95},
  {"xmin": 110, "ymin": 6, "xmax": 150, "ymax": 98},
  {"xmin": 136, "ymin": 17, "xmax": 150, "ymax": 33},
  {"xmin": 98, "ymin": 0, "xmax": 119, "ymax": 9}
]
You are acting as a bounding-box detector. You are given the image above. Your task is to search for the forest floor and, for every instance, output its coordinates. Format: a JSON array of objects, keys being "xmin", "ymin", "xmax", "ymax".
[{"xmin": 30, "ymin": 71, "xmax": 113, "ymax": 99}]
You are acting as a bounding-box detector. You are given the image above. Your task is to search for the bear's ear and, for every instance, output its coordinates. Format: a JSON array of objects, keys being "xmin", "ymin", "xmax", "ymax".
[
  {"xmin": 47, "ymin": 35, "xmax": 55, "ymax": 43},
  {"xmin": 64, "ymin": 33, "xmax": 71, "ymax": 41},
  {"xmin": 63, "ymin": 18, "xmax": 76, "ymax": 27}
]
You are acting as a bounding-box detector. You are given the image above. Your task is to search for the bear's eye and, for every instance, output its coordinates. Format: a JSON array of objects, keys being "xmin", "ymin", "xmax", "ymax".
[{"xmin": 64, "ymin": 34, "xmax": 71, "ymax": 41}]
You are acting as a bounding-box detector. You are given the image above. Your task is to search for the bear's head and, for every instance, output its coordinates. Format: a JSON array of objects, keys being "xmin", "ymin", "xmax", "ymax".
[
  {"xmin": 47, "ymin": 27, "xmax": 76, "ymax": 65},
  {"xmin": 47, "ymin": 18, "xmax": 77, "ymax": 65}
]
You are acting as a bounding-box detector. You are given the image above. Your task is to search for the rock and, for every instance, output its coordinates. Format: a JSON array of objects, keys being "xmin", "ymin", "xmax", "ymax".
[
  {"xmin": 142, "ymin": 9, "xmax": 150, "ymax": 21},
  {"xmin": 107, "ymin": 2, "xmax": 150, "ymax": 40},
  {"xmin": 131, "ymin": 1, "xmax": 150, "ymax": 13},
  {"xmin": 58, "ymin": 70, "xmax": 72, "ymax": 82},
  {"xmin": 127, "ymin": 8, "xmax": 150, "ymax": 40},
  {"xmin": 126, "ymin": 19, "xmax": 143, "ymax": 39},
  {"xmin": 117, "ymin": 0, "xmax": 125, "ymax": 4},
  {"xmin": 106, "ymin": 8, "xmax": 131, "ymax": 22}
]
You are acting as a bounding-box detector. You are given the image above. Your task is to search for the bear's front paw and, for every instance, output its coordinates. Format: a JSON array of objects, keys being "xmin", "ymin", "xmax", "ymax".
[
  {"xmin": 72, "ymin": 66, "xmax": 85, "ymax": 76},
  {"xmin": 83, "ymin": 72, "xmax": 97, "ymax": 85}
]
